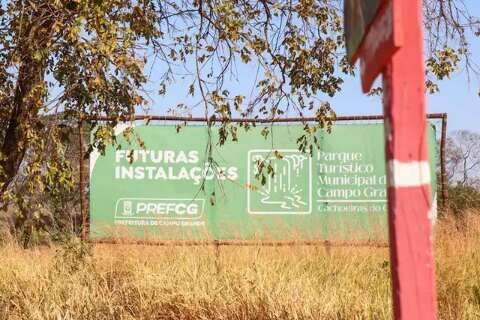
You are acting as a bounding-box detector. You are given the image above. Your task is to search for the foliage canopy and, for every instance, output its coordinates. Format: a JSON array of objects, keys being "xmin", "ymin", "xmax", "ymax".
[{"xmin": 0, "ymin": 0, "xmax": 478, "ymax": 240}]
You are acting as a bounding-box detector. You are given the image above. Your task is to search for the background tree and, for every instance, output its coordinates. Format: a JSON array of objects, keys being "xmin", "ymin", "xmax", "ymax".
[
  {"xmin": 0, "ymin": 0, "xmax": 478, "ymax": 239},
  {"xmin": 445, "ymin": 130, "xmax": 480, "ymax": 217},
  {"xmin": 446, "ymin": 130, "xmax": 480, "ymax": 188}
]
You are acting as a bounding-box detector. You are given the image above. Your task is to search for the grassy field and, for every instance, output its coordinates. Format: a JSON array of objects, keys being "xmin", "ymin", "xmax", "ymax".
[{"xmin": 0, "ymin": 213, "xmax": 479, "ymax": 320}]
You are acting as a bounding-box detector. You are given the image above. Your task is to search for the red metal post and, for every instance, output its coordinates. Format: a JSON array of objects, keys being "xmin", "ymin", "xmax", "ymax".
[{"xmin": 382, "ymin": 0, "xmax": 438, "ymax": 318}]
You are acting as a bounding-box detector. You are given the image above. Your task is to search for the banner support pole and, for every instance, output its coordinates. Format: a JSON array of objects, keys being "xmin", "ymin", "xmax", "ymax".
[
  {"xmin": 440, "ymin": 113, "xmax": 449, "ymax": 210},
  {"xmin": 79, "ymin": 119, "xmax": 87, "ymax": 242}
]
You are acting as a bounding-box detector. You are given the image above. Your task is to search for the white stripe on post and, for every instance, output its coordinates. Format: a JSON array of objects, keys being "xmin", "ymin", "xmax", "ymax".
[{"xmin": 387, "ymin": 160, "xmax": 431, "ymax": 187}]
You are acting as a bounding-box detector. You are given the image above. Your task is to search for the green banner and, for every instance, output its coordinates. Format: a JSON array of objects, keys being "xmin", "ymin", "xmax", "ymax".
[{"xmin": 89, "ymin": 124, "xmax": 437, "ymax": 241}]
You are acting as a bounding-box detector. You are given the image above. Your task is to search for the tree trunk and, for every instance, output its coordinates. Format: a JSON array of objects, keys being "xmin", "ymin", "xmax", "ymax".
[
  {"xmin": 0, "ymin": 9, "xmax": 54, "ymax": 197},
  {"xmin": 462, "ymin": 157, "xmax": 468, "ymax": 185},
  {"xmin": 0, "ymin": 58, "xmax": 47, "ymax": 196}
]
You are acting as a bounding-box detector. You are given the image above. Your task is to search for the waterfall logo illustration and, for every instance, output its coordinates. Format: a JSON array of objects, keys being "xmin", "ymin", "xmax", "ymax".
[{"xmin": 247, "ymin": 150, "xmax": 312, "ymax": 214}]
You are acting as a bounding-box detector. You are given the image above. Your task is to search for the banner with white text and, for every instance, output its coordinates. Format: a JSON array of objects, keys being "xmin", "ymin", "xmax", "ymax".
[{"xmin": 89, "ymin": 124, "xmax": 437, "ymax": 241}]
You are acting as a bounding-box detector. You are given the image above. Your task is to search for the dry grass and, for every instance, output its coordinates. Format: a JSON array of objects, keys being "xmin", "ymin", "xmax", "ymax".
[{"xmin": 0, "ymin": 213, "xmax": 479, "ymax": 320}]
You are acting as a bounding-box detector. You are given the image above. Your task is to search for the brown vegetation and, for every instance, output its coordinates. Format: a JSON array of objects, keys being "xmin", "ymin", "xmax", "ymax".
[{"xmin": 0, "ymin": 212, "xmax": 478, "ymax": 320}]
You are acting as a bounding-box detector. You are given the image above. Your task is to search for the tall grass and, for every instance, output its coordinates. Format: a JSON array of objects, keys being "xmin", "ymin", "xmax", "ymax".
[{"xmin": 0, "ymin": 213, "xmax": 479, "ymax": 320}]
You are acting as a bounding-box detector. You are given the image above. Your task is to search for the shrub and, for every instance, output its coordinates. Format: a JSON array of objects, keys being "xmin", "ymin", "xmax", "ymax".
[{"xmin": 448, "ymin": 185, "xmax": 480, "ymax": 216}]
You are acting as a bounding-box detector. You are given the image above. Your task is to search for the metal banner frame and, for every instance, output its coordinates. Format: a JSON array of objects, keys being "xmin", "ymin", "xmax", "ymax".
[{"xmin": 78, "ymin": 113, "xmax": 448, "ymax": 247}]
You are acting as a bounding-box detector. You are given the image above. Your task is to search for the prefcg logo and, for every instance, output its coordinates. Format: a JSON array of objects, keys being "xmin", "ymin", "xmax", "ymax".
[{"xmin": 115, "ymin": 198, "xmax": 205, "ymax": 220}]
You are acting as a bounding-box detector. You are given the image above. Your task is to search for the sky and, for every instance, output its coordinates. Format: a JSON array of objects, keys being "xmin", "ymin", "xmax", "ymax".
[
  {"xmin": 330, "ymin": 0, "xmax": 480, "ymax": 133},
  {"xmin": 143, "ymin": 1, "xmax": 480, "ymax": 134}
]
